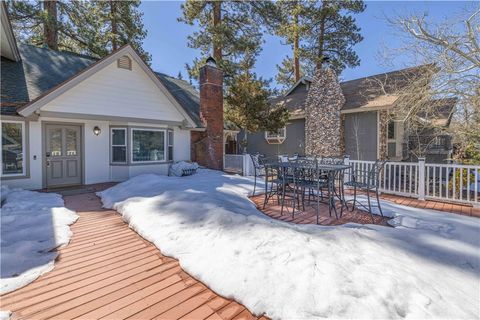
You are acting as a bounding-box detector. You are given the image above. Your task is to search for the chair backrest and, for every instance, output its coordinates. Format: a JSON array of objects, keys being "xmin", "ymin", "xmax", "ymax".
[
  {"xmin": 367, "ymin": 159, "xmax": 388, "ymax": 187},
  {"xmin": 250, "ymin": 153, "xmax": 263, "ymax": 169},
  {"xmin": 320, "ymin": 156, "xmax": 344, "ymax": 165}
]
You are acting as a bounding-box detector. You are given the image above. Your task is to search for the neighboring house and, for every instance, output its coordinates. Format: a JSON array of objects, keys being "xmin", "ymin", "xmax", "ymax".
[
  {"xmin": 1, "ymin": 4, "xmax": 225, "ymax": 190},
  {"xmin": 242, "ymin": 66, "xmax": 455, "ymax": 163}
]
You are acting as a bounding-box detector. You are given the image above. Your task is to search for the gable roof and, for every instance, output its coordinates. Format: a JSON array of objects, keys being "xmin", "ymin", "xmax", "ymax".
[
  {"xmin": 0, "ymin": 2, "xmax": 20, "ymax": 62},
  {"xmin": 1, "ymin": 44, "xmax": 202, "ymax": 127},
  {"xmin": 271, "ymin": 65, "xmax": 438, "ymax": 118}
]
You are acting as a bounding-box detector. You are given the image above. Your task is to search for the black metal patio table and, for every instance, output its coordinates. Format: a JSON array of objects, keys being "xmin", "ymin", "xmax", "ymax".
[{"xmin": 275, "ymin": 161, "xmax": 352, "ymax": 222}]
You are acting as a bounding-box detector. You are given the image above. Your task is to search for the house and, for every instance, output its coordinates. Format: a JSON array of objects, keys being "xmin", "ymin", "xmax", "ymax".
[
  {"xmin": 241, "ymin": 65, "xmax": 455, "ymax": 163},
  {"xmin": 1, "ymin": 4, "xmax": 225, "ymax": 190}
]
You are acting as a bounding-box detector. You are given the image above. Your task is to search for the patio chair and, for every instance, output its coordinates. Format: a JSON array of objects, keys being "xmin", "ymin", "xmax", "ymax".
[
  {"xmin": 344, "ymin": 159, "xmax": 387, "ymax": 223},
  {"xmin": 250, "ymin": 153, "xmax": 265, "ymax": 196},
  {"xmin": 262, "ymin": 158, "xmax": 285, "ymax": 209}
]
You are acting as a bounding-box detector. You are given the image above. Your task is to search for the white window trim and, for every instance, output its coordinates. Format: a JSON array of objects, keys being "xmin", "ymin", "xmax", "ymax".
[
  {"xmin": 265, "ymin": 127, "xmax": 286, "ymax": 144},
  {"xmin": 1, "ymin": 120, "xmax": 26, "ymax": 177},
  {"xmin": 130, "ymin": 128, "xmax": 167, "ymax": 163},
  {"xmin": 110, "ymin": 128, "xmax": 127, "ymax": 164}
]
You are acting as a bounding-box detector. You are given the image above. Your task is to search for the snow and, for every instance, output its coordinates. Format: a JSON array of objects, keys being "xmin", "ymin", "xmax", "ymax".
[
  {"xmin": 0, "ymin": 189, "xmax": 78, "ymax": 294},
  {"xmin": 0, "ymin": 311, "xmax": 11, "ymax": 320},
  {"xmin": 98, "ymin": 169, "xmax": 480, "ymax": 319}
]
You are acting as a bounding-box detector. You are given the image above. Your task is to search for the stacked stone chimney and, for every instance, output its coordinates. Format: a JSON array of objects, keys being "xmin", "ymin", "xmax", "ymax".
[
  {"xmin": 305, "ymin": 67, "xmax": 345, "ymax": 157},
  {"xmin": 191, "ymin": 58, "xmax": 224, "ymax": 170}
]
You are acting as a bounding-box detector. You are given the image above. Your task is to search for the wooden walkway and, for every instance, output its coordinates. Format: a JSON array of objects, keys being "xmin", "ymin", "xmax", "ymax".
[{"xmin": 1, "ymin": 192, "xmax": 261, "ymax": 320}]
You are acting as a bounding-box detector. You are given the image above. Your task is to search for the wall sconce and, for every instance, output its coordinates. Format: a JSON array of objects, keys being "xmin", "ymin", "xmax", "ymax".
[{"xmin": 93, "ymin": 126, "xmax": 101, "ymax": 136}]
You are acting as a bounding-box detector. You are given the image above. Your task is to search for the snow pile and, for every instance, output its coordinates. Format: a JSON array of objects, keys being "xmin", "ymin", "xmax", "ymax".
[
  {"xmin": 169, "ymin": 161, "xmax": 199, "ymax": 177},
  {"xmin": 0, "ymin": 189, "xmax": 78, "ymax": 294},
  {"xmin": 98, "ymin": 169, "xmax": 480, "ymax": 319}
]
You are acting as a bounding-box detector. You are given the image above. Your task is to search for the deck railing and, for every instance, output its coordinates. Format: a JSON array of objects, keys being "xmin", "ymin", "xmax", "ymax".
[
  {"xmin": 348, "ymin": 158, "xmax": 479, "ymax": 206},
  {"xmin": 224, "ymin": 154, "xmax": 480, "ymax": 206}
]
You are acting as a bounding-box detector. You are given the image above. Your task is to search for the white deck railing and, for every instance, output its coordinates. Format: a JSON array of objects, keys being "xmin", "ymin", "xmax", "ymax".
[
  {"xmin": 224, "ymin": 154, "xmax": 479, "ymax": 206},
  {"xmin": 348, "ymin": 159, "xmax": 479, "ymax": 206}
]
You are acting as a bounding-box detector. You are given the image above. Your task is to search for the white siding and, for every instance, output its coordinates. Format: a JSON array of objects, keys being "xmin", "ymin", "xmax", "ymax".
[
  {"xmin": 2, "ymin": 116, "xmax": 192, "ymax": 190},
  {"xmin": 41, "ymin": 54, "xmax": 185, "ymax": 122}
]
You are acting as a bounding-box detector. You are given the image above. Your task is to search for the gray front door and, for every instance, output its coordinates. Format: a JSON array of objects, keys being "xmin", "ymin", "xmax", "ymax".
[{"xmin": 45, "ymin": 124, "xmax": 82, "ymax": 187}]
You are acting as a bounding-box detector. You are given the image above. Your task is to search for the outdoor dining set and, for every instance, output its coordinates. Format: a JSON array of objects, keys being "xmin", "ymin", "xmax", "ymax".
[{"xmin": 250, "ymin": 154, "xmax": 388, "ymax": 223}]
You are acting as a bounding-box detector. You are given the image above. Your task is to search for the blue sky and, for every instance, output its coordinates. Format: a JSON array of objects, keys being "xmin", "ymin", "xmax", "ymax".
[{"xmin": 140, "ymin": 1, "xmax": 468, "ymax": 87}]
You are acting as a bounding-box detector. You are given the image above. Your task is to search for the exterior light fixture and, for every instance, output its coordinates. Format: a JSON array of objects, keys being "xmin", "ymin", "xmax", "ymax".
[{"xmin": 93, "ymin": 126, "xmax": 101, "ymax": 136}]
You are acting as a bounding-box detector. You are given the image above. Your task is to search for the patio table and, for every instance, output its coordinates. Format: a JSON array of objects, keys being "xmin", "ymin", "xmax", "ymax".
[{"xmin": 275, "ymin": 161, "xmax": 352, "ymax": 220}]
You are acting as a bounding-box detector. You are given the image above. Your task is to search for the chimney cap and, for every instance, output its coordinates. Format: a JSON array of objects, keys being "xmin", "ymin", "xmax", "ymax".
[{"xmin": 205, "ymin": 56, "xmax": 217, "ymax": 67}]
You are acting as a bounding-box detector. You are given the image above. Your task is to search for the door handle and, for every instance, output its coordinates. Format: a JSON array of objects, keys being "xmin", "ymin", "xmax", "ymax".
[{"xmin": 46, "ymin": 152, "xmax": 51, "ymax": 157}]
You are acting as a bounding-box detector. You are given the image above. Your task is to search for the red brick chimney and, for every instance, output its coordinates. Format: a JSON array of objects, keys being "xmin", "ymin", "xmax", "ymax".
[{"xmin": 191, "ymin": 57, "xmax": 224, "ymax": 170}]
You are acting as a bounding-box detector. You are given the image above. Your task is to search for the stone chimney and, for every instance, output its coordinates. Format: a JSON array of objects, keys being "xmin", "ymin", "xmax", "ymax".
[
  {"xmin": 191, "ymin": 57, "xmax": 224, "ymax": 170},
  {"xmin": 305, "ymin": 67, "xmax": 345, "ymax": 157}
]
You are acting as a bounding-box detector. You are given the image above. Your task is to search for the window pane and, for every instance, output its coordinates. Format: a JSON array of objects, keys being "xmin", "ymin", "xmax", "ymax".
[
  {"xmin": 112, "ymin": 129, "xmax": 125, "ymax": 145},
  {"xmin": 66, "ymin": 128, "xmax": 77, "ymax": 156},
  {"xmin": 49, "ymin": 128, "xmax": 62, "ymax": 156},
  {"xmin": 2, "ymin": 123, "xmax": 23, "ymax": 175},
  {"xmin": 168, "ymin": 146, "xmax": 173, "ymax": 161},
  {"xmin": 132, "ymin": 130, "xmax": 165, "ymax": 162},
  {"xmin": 388, "ymin": 121, "xmax": 395, "ymax": 139},
  {"xmin": 112, "ymin": 146, "xmax": 127, "ymax": 163}
]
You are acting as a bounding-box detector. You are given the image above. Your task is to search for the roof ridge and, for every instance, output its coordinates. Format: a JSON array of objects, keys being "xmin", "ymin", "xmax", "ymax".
[{"xmin": 340, "ymin": 63, "xmax": 435, "ymax": 85}]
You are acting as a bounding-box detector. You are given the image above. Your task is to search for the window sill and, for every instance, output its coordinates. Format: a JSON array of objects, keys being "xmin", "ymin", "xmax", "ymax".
[{"xmin": 1, "ymin": 173, "xmax": 29, "ymax": 180}]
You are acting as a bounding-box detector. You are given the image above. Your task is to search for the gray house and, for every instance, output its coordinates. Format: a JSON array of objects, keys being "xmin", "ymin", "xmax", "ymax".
[{"xmin": 240, "ymin": 66, "xmax": 455, "ymax": 163}]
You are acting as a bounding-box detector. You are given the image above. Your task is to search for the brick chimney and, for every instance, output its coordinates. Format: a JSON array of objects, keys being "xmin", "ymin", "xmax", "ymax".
[{"xmin": 191, "ymin": 57, "xmax": 224, "ymax": 170}]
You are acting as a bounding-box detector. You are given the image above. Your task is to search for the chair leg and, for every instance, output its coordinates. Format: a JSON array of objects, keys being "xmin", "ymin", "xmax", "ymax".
[
  {"xmin": 376, "ymin": 187, "xmax": 384, "ymax": 217},
  {"xmin": 367, "ymin": 189, "xmax": 374, "ymax": 223},
  {"xmin": 280, "ymin": 185, "xmax": 286, "ymax": 215},
  {"xmin": 351, "ymin": 186, "xmax": 357, "ymax": 212},
  {"xmin": 253, "ymin": 174, "xmax": 257, "ymax": 196}
]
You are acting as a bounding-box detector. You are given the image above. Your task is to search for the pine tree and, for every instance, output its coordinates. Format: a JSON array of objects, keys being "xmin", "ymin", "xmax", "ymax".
[
  {"xmin": 273, "ymin": 0, "xmax": 365, "ymax": 91},
  {"xmin": 7, "ymin": 0, "xmax": 150, "ymax": 62},
  {"xmin": 225, "ymin": 71, "xmax": 289, "ymax": 146},
  {"xmin": 179, "ymin": 0, "xmax": 275, "ymax": 85}
]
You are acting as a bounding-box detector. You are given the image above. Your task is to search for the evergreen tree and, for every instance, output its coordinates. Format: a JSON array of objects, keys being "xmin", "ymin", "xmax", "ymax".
[
  {"xmin": 179, "ymin": 0, "xmax": 275, "ymax": 85},
  {"xmin": 7, "ymin": 0, "xmax": 150, "ymax": 62},
  {"xmin": 225, "ymin": 71, "xmax": 289, "ymax": 148},
  {"xmin": 273, "ymin": 0, "xmax": 365, "ymax": 91}
]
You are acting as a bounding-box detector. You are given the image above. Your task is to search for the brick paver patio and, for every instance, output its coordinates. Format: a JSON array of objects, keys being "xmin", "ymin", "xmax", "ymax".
[{"xmin": 1, "ymin": 191, "xmax": 261, "ymax": 320}]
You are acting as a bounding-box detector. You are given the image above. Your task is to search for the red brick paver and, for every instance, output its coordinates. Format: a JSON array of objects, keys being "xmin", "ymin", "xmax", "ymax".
[{"xmin": 1, "ymin": 192, "xmax": 259, "ymax": 320}]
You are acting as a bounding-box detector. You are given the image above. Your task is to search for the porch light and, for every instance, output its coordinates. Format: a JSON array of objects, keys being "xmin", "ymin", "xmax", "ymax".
[{"xmin": 93, "ymin": 126, "xmax": 101, "ymax": 136}]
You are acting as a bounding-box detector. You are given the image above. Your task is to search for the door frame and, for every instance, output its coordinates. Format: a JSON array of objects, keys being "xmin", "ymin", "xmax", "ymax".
[{"xmin": 42, "ymin": 121, "xmax": 85, "ymax": 188}]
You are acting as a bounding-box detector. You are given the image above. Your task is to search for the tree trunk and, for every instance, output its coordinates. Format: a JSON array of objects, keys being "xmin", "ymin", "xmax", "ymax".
[
  {"xmin": 316, "ymin": 1, "xmax": 327, "ymax": 70},
  {"xmin": 212, "ymin": 1, "xmax": 222, "ymax": 62},
  {"xmin": 293, "ymin": 7, "xmax": 300, "ymax": 81},
  {"xmin": 43, "ymin": 0, "xmax": 58, "ymax": 50},
  {"xmin": 110, "ymin": 1, "xmax": 118, "ymax": 51}
]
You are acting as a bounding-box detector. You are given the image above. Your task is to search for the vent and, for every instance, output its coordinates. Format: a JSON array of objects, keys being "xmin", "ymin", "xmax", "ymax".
[{"xmin": 117, "ymin": 55, "xmax": 132, "ymax": 70}]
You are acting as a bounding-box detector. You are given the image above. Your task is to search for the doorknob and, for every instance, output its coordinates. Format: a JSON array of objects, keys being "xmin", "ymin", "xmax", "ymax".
[{"xmin": 46, "ymin": 152, "xmax": 51, "ymax": 157}]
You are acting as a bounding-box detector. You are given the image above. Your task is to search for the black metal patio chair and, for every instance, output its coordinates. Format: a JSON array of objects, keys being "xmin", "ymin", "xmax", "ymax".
[
  {"xmin": 344, "ymin": 159, "xmax": 387, "ymax": 223},
  {"xmin": 250, "ymin": 153, "xmax": 265, "ymax": 196}
]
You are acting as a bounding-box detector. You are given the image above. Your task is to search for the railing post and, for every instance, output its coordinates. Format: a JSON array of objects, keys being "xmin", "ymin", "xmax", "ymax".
[
  {"xmin": 242, "ymin": 154, "xmax": 250, "ymax": 176},
  {"xmin": 343, "ymin": 155, "xmax": 350, "ymax": 183},
  {"xmin": 418, "ymin": 157, "xmax": 426, "ymax": 200}
]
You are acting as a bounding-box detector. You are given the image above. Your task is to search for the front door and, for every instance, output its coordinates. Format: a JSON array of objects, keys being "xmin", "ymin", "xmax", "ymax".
[{"xmin": 45, "ymin": 124, "xmax": 82, "ymax": 187}]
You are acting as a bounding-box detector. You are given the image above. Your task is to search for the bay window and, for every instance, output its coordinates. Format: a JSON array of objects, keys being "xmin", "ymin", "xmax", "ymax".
[
  {"xmin": 1, "ymin": 121, "xmax": 26, "ymax": 176},
  {"xmin": 131, "ymin": 129, "xmax": 166, "ymax": 162}
]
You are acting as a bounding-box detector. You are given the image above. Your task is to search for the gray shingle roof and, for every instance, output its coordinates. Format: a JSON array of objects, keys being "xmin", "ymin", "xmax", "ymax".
[
  {"xmin": 155, "ymin": 72, "xmax": 201, "ymax": 127},
  {"xmin": 1, "ymin": 44, "xmax": 202, "ymax": 127},
  {"xmin": 271, "ymin": 65, "xmax": 438, "ymax": 115}
]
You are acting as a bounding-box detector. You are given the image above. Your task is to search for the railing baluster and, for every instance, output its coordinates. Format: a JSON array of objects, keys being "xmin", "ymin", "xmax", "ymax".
[
  {"xmin": 467, "ymin": 168, "xmax": 470, "ymax": 202},
  {"xmin": 459, "ymin": 168, "xmax": 463, "ymax": 201}
]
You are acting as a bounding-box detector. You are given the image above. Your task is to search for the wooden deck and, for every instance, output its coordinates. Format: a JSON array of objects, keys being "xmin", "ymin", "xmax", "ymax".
[
  {"xmin": 1, "ymin": 192, "xmax": 261, "ymax": 320},
  {"xmin": 251, "ymin": 191, "xmax": 480, "ymax": 225},
  {"xmin": 250, "ymin": 195, "xmax": 391, "ymax": 226}
]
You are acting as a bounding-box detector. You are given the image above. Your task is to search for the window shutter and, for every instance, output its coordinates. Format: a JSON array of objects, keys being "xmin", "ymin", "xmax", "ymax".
[{"xmin": 168, "ymin": 129, "xmax": 174, "ymax": 161}]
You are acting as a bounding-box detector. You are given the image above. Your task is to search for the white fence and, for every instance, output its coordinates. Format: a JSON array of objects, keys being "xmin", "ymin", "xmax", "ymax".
[
  {"xmin": 223, "ymin": 154, "xmax": 255, "ymax": 176},
  {"xmin": 348, "ymin": 159, "xmax": 480, "ymax": 206},
  {"xmin": 224, "ymin": 154, "xmax": 480, "ymax": 206}
]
